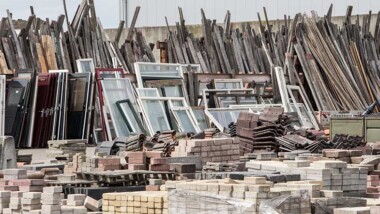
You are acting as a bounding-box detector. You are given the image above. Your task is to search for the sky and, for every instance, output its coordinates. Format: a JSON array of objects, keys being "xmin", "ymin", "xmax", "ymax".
[{"xmin": 0, "ymin": 0, "xmax": 119, "ymax": 28}]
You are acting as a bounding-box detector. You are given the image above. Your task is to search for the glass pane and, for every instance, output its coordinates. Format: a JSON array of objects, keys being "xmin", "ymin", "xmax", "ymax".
[
  {"xmin": 137, "ymin": 88, "xmax": 160, "ymax": 97},
  {"xmin": 214, "ymin": 82, "xmax": 242, "ymax": 89},
  {"xmin": 118, "ymin": 102, "xmax": 144, "ymax": 133},
  {"xmin": 192, "ymin": 109, "xmax": 208, "ymax": 130},
  {"xmin": 162, "ymin": 85, "xmax": 182, "ymax": 97},
  {"xmin": 209, "ymin": 109, "xmax": 249, "ymax": 130},
  {"xmin": 141, "ymin": 100, "xmax": 170, "ymax": 132},
  {"xmin": 101, "ymin": 79, "xmax": 138, "ymax": 137},
  {"xmin": 174, "ymin": 110, "xmax": 197, "ymax": 133}
]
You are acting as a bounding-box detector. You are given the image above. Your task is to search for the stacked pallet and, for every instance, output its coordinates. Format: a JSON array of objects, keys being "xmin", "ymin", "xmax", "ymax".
[
  {"xmin": 47, "ymin": 140, "xmax": 86, "ymax": 162},
  {"xmin": 246, "ymin": 160, "xmax": 367, "ymax": 197},
  {"xmin": 102, "ymin": 191, "xmax": 168, "ymax": 214},
  {"xmin": 171, "ymin": 138, "xmax": 240, "ymax": 166}
]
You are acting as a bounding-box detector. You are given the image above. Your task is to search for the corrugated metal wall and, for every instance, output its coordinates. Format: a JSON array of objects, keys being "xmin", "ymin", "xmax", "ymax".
[{"xmin": 121, "ymin": 0, "xmax": 380, "ymax": 27}]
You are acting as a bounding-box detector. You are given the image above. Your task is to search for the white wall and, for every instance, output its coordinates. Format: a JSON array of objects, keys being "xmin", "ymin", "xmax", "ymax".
[{"xmin": 122, "ymin": 0, "xmax": 380, "ymax": 27}]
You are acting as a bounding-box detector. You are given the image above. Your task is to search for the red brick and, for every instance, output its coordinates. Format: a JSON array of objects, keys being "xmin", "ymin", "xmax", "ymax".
[
  {"xmin": 367, "ymin": 186, "xmax": 379, "ymax": 193},
  {"xmin": 128, "ymin": 164, "xmax": 146, "ymax": 170},
  {"xmin": 146, "ymin": 185, "xmax": 160, "ymax": 191}
]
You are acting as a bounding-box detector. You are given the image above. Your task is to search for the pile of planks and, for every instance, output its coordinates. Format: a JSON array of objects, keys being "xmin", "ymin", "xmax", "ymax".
[
  {"xmin": 164, "ymin": 8, "xmax": 288, "ymax": 74},
  {"xmin": 285, "ymin": 5, "xmax": 380, "ymax": 111}
]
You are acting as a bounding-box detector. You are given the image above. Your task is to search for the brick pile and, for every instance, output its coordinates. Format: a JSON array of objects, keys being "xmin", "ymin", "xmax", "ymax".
[
  {"xmin": 6, "ymin": 191, "xmax": 23, "ymax": 213},
  {"xmin": 0, "ymin": 191, "xmax": 10, "ymax": 211},
  {"xmin": 322, "ymin": 149, "xmax": 363, "ymax": 164},
  {"xmin": 171, "ymin": 138, "xmax": 240, "ymax": 166},
  {"xmin": 246, "ymin": 160, "xmax": 367, "ymax": 197},
  {"xmin": 41, "ymin": 186, "xmax": 63, "ymax": 214},
  {"xmin": 61, "ymin": 194, "xmax": 87, "ymax": 214},
  {"xmin": 64, "ymin": 153, "xmax": 86, "ymax": 174},
  {"xmin": 102, "ymin": 191, "xmax": 168, "ymax": 214},
  {"xmin": 165, "ymin": 177, "xmax": 311, "ymax": 214},
  {"xmin": 74, "ymin": 156, "xmax": 121, "ymax": 172},
  {"xmin": 21, "ymin": 192, "xmax": 42, "ymax": 213}
]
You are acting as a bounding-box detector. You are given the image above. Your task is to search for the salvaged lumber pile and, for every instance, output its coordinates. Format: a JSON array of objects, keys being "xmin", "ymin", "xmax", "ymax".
[
  {"xmin": 285, "ymin": 6, "xmax": 380, "ymax": 111},
  {"xmin": 2, "ymin": 0, "xmax": 153, "ymax": 149},
  {"xmin": 164, "ymin": 8, "xmax": 286, "ymax": 74}
]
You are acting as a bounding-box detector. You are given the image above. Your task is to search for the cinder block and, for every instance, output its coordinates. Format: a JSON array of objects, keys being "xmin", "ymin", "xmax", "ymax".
[{"xmin": 84, "ymin": 196, "xmax": 99, "ymax": 211}]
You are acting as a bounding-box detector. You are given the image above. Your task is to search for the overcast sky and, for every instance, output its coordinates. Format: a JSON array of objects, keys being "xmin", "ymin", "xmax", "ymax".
[{"xmin": 0, "ymin": 0, "xmax": 119, "ymax": 28}]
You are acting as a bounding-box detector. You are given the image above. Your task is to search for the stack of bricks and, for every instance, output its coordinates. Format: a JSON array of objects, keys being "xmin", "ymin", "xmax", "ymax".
[
  {"xmin": 3, "ymin": 169, "xmax": 27, "ymax": 191},
  {"xmin": 246, "ymin": 160, "xmax": 367, "ymax": 197},
  {"xmin": 22, "ymin": 192, "xmax": 42, "ymax": 213},
  {"xmin": 9, "ymin": 179, "xmax": 44, "ymax": 192},
  {"xmin": 78, "ymin": 156, "xmax": 121, "ymax": 172},
  {"xmin": 171, "ymin": 138, "xmax": 240, "ymax": 166},
  {"xmin": 123, "ymin": 151, "xmax": 168, "ymax": 171},
  {"xmin": 125, "ymin": 152, "xmax": 147, "ymax": 170},
  {"xmin": 323, "ymin": 149, "xmax": 363, "ymax": 164},
  {"xmin": 0, "ymin": 191, "xmax": 10, "ymax": 212},
  {"xmin": 165, "ymin": 177, "xmax": 311, "ymax": 214},
  {"xmin": 41, "ymin": 186, "xmax": 62, "ymax": 214},
  {"xmin": 47, "ymin": 139, "xmax": 86, "ymax": 162},
  {"xmin": 102, "ymin": 191, "xmax": 168, "ymax": 214},
  {"xmin": 366, "ymin": 175, "xmax": 380, "ymax": 198},
  {"xmin": 311, "ymin": 197, "xmax": 367, "ymax": 214},
  {"xmin": 61, "ymin": 194, "xmax": 87, "ymax": 214},
  {"xmin": 6, "ymin": 191, "xmax": 23, "ymax": 213},
  {"xmin": 334, "ymin": 206, "xmax": 380, "ymax": 214}
]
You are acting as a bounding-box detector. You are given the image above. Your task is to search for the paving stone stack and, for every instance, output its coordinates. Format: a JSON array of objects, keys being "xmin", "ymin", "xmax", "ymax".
[
  {"xmin": 22, "ymin": 192, "xmax": 41, "ymax": 213},
  {"xmin": 323, "ymin": 149, "xmax": 363, "ymax": 164},
  {"xmin": 8, "ymin": 191, "xmax": 23, "ymax": 213},
  {"xmin": 64, "ymin": 153, "xmax": 86, "ymax": 174},
  {"xmin": 246, "ymin": 159, "xmax": 367, "ymax": 197},
  {"xmin": 311, "ymin": 197, "xmax": 367, "ymax": 214},
  {"xmin": 9, "ymin": 179, "xmax": 44, "ymax": 192},
  {"xmin": 171, "ymin": 138, "xmax": 240, "ymax": 166},
  {"xmin": 61, "ymin": 194, "xmax": 87, "ymax": 214},
  {"xmin": 79, "ymin": 156, "xmax": 121, "ymax": 172},
  {"xmin": 165, "ymin": 177, "xmax": 311, "ymax": 214},
  {"xmin": 202, "ymin": 162, "xmax": 245, "ymax": 172},
  {"xmin": 47, "ymin": 139, "xmax": 86, "ymax": 162},
  {"xmin": 366, "ymin": 175, "xmax": 380, "ymax": 198},
  {"xmin": 334, "ymin": 206, "xmax": 380, "ymax": 214},
  {"xmin": 102, "ymin": 191, "xmax": 168, "ymax": 214},
  {"xmin": 41, "ymin": 186, "xmax": 62, "ymax": 214},
  {"xmin": 0, "ymin": 191, "xmax": 11, "ymax": 212}
]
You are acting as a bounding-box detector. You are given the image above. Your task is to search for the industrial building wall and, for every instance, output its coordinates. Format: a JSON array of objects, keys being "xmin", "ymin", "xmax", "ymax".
[{"xmin": 121, "ymin": 0, "xmax": 380, "ymax": 27}]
